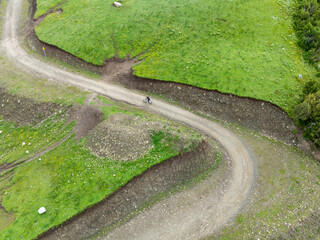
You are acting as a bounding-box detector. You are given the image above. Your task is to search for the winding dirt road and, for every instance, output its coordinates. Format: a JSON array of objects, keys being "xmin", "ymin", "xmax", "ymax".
[{"xmin": 1, "ymin": 0, "xmax": 255, "ymax": 239}]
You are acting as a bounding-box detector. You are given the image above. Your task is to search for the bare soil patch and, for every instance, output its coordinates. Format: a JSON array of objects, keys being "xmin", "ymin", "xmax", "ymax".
[
  {"xmin": 101, "ymin": 57, "xmax": 137, "ymax": 83},
  {"xmin": 0, "ymin": 87, "xmax": 60, "ymax": 125},
  {"xmin": 74, "ymin": 105, "xmax": 103, "ymax": 140},
  {"xmin": 86, "ymin": 114, "xmax": 157, "ymax": 161},
  {"xmin": 86, "ymin": 113, "xmax": 195, "ymax": 161}
]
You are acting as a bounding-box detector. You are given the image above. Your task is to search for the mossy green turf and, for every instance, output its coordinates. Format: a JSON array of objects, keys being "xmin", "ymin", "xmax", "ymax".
[
  {"xmin": 0, "ymin": 114, "xmax": 74, "ymax": 165},
  {"xmin": 35, "ymin": 0, "xmax": 315, "ymax": 115}
]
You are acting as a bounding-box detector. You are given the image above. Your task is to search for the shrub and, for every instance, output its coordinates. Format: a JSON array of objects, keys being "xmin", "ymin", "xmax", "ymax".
[
  {"xmin": 295, "ymin": 101, "xmax": 312, "ymax": 121},
  {"xmin": 295, "ymin": 89, "xmax": 320, "ymax": 148},
  {"xmin": 293, "ymin": 0, "xmax": 320, "ymax": 66},
  {"xmin": 302, "ymin": 78, "xmax": 320, "ymax": 96}
]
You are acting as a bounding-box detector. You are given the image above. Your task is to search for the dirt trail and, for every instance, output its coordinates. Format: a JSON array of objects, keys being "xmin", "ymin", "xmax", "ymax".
[{"xmin": 1, "ymin": 0, "xmax": 255, "ymax": 239}]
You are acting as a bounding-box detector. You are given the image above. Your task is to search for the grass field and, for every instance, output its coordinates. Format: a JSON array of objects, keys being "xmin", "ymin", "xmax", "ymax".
[
  {"xmin": 34, "ymin": 0, "xmax": 315, "ymax": 115},
  {"xmin": 0, "ymin": 113, "xmax": 74, "ymax": 165}
]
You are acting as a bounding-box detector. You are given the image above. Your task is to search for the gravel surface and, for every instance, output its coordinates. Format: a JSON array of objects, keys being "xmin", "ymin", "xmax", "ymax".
[{"xmin": 1, "ymin": 0, "xmax": 255, "ymax": 238}]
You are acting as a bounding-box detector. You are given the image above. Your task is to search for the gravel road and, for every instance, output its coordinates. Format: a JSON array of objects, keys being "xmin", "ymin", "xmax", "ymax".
[{"xmin": 1, "ymin": 0, "xmax": 255, "ymax": 239}]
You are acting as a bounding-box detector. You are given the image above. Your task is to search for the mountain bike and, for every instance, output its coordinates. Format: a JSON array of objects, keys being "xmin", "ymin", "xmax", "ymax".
[{"xmin": 143, "ymin": 97, "xmax": 152, "ymax": 104}]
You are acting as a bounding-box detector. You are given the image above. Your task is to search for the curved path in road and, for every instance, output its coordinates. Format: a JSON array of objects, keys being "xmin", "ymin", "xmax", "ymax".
[{"xmin": 1, "ymin": 0, "xmax": 255, "ymax": 239}]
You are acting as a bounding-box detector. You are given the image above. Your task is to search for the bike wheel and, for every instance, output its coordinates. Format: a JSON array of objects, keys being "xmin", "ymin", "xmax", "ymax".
[
  {"xmin": 148, "ymin": 100, "xmax": 152, "ymax": 104},
  {"xmin": 143, "ymin": 98, "xmax": 148, "ymax": 103}
]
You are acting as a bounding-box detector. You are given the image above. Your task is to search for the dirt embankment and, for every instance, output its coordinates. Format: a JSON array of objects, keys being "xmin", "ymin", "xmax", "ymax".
[
  {"xmin": 37, "ymin": 140, "xmax": 223, "ymax": 240},
  {"xmin": 0, "ymin": 88, "xmax": 60, "ymax": 125},
  {"xmin": 24, "ymin": 0, "xmax": 102, "ymax": 75},
  {"xmin": 119, "ymin": 75, "xmax": 301, "ymax": 145}
]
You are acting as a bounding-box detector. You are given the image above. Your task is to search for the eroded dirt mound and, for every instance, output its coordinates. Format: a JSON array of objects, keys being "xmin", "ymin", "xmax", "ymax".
[
  {"xmin": 0, "ymin": 88, "xmax": 60, "ymax": 125},
  {"xmin": 86, "ymin": 114, "xmax": 153, "ymax": 161},
  {"xmin": 86, "ymin": 113, "xmax": 194, "ymax": 161},
  {"xmin": 101, "ymin": 58, "xmax": 136, "ymax": 83},
  {"xmin": 74, "ymin": 105, "xmax": 103, "ymax": 140}
]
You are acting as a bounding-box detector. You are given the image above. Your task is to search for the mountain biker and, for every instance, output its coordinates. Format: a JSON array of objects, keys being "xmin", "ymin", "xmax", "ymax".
[{"xmin": 146, "ymin": 96, "xmax": 151, "ymax": 103}]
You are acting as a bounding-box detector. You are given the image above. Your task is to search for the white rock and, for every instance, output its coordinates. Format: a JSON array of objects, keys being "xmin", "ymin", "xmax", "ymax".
[
  {"xmin": 38, "ymin": 207, "xmax": 46, "ymax": 214},
  {"xmin": 113, "ymin": 1, "xmax": 122, "ymax": 7}
]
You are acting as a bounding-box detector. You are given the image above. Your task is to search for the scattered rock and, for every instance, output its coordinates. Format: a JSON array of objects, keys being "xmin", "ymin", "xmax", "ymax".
[
  {"xmin": 113, "ymin": 2, "xmax": 122, "ymax": 7},
  {"xmin": 38, "ymin": 207, "xmax": 46, "ymax": 214}
]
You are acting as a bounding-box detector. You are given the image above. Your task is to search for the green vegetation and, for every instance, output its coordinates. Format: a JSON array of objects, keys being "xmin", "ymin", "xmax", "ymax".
[
  {"xmin": 294, "ymin": 78, "xmax": 320, "ymax": 148},
  {"xmin": 0, "ymin": 127, "xmax": 197, "ymax": 239},
  {"xmin": 0, "ymin": 114, "xmax": 74, "ymax": 165},
  {"xmin": 293, "ymin": 0, "xmax": 320, "ymax": 66},
  {"xmin": 34, "ymin": 0, "xmax": 314, "ymax": 115},
  {"xmin": 0, "ymin": 55, "xmax": 88, "ymax": 105},
  {"xmin": 94, "ymin": 95, "xmax": 136, "ymax": 119},
  {"xmin": 291, "ymin": 0, "xmax": 320, "ymax": 149},
  {"xmin": 34, "ymin": 0, "xmax": 65, "ymax": 18}
]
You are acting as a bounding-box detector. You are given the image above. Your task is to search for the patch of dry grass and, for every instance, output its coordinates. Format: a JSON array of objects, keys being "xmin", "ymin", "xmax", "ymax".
[{"xmin": 215, "ymin": 125, "xmax": 320, "ymax": 239}]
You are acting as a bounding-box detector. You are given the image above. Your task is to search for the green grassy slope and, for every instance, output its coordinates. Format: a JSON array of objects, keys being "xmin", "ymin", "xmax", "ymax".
[
  {"xmin": 0, "ymin": 114, "xmax": 74, "ymax": 165},
  {"xmin": 0, "ymin": 118, "xmax": 201, "ymax": 240},
  {"xmin": 35, "ymin": 0, "xmax": 314, "ymax": 115}
]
